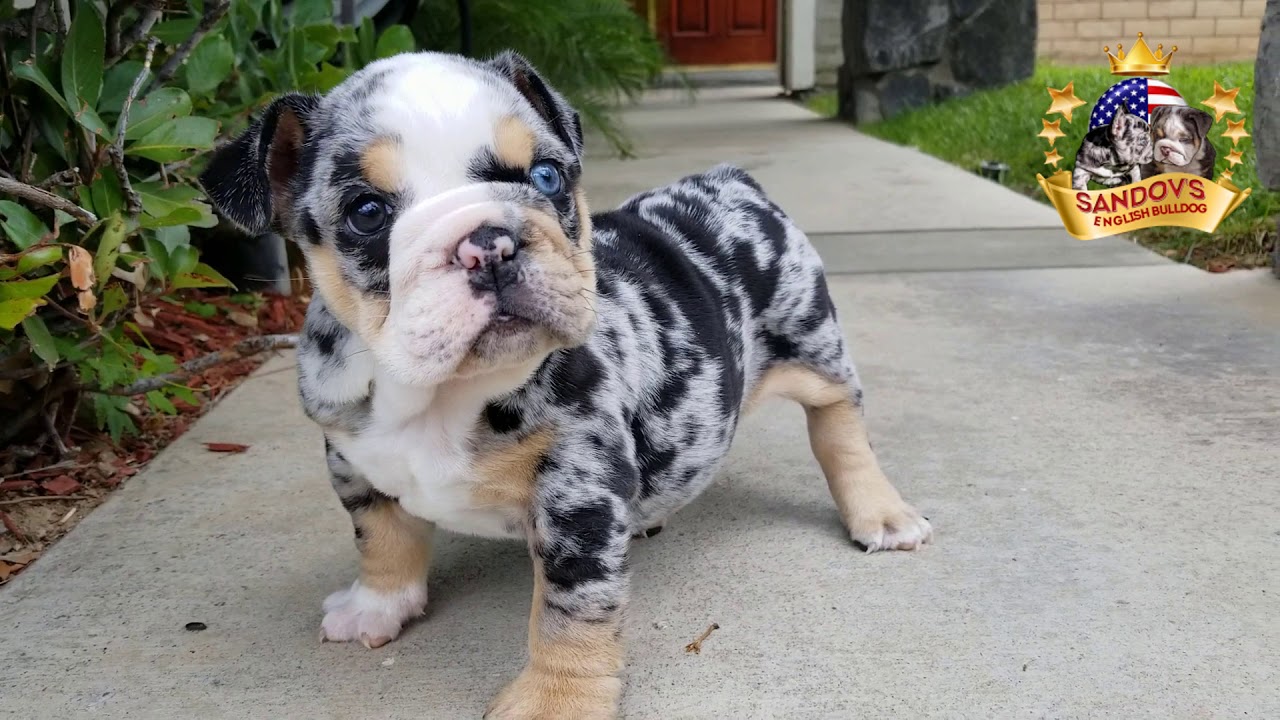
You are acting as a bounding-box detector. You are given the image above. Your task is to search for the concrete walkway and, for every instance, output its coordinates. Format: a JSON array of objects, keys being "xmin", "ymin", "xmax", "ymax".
[{"xmin": 4, "ymin": 89, "xmax": 1279, "ymax": 719}]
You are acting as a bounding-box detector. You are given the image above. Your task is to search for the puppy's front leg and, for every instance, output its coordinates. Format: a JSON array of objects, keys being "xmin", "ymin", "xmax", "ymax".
[
  {"xmin": 320, "ymin": 440, "xmax": 435, "ymax": 648},
  {"xmin": 487, "ymin": 491, "xmax": 630, "ymax": 720}
]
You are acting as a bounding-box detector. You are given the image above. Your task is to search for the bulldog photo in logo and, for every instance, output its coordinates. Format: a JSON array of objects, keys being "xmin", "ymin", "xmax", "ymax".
[
  {"xmin": 1037, "ymin": 33, "xmax": 1252, "ymax": 240},
  {"xmin": 1144, "ymin": 105, "xmax": 1217, "ymax": 180}
]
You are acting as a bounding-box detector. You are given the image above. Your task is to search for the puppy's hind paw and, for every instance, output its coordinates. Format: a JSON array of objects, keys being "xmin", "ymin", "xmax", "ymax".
[
  {"xmin": 319, "ymin": 581, "xmax": 426, "ymax": 648},
  {"xmin": 848, "ymin": 502, "xmax": 933, "ymax": 553}
]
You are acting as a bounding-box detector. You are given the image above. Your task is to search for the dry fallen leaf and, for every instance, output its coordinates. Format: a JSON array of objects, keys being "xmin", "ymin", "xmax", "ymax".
[
  {"xmin": 0, "ymin": 549, "xmax": 39, "ymax": 565},
  {"xmin": 41, "ymin": 475, "xmax": 82, "ymax": 496},
  {"xmin": 204, "ymin": 442, "xmax": 250, "ymax": 454},
  {"xmin": 68, "ymin": 246, "xmax": 94, "ymax": 290},
  {"xmin": 77, "ymin": 289, "xmax": 97, "ymax": 313},
  {"xmin": 0, "ymin": 561, "xmax": 12, "ymax": 582},
  {"xmin": 133, "ymin": 306, "xmax": 155, "ymax": 328},
  {"xmin": 227, "ymin": 311, "xmax": 259, "ymax": 328}
]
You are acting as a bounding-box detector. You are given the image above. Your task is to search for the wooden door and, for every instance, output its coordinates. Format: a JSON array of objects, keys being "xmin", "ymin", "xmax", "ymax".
[{"xmin": 648, "ymin": 0, "xmax": 777, "ymax": 66}]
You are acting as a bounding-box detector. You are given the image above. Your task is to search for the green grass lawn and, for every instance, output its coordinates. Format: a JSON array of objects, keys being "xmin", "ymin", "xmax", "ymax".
[{"xmin": 807, "ymin": 64, "xmax": 1277, "ymax": 270}]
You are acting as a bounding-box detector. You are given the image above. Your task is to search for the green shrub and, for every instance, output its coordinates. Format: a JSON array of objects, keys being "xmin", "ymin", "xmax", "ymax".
[{"xmin": 0, "ymin": 0, "xmax": 415, "ymax": 444}]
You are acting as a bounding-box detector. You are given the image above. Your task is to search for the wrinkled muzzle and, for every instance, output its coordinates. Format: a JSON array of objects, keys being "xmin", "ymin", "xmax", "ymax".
[{"xmin": 373, "ymin": 184, "xmax": 595, "ymax": 388}]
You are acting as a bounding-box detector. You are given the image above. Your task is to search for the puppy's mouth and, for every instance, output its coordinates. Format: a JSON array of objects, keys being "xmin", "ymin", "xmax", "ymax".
[{"xmin": 1157, "ymin": 141, "xmax": 1190, "ymax": 165}]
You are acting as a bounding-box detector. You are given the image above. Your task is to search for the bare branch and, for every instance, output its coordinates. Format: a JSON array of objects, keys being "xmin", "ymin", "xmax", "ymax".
[
  {"xmin": 88, "ymin": 333, "xmax": 299, "ymax": 396},
  {"xmin": 0, "ymin": 495, "xmax": 90, "ymax": 506},
  {"xmin": 0, "ymin": 177, "xmax": 97, "ymax": 225},
  {"xmin": 105, "ymin": 0, "xmax": 140, "ymax": 59},
  {"xmin": 151, "ymin": 0, "xmax": 230, "ymax": 86},
  {"xmin": 111, "ymin": 37, "xmax": 159, "ymax": 219},
  {"xmin": 37, "ymin": 168, "xmax": 81, "ymax": 190},
  {"xmin": 118, "ymin": 6, "xmax": 161, "ymax": 58}
]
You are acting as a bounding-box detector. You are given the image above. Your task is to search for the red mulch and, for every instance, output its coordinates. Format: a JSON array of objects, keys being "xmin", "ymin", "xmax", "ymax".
[{"xmin": 0, "ymin": 290, "xmax": 308, "ymax": 585}]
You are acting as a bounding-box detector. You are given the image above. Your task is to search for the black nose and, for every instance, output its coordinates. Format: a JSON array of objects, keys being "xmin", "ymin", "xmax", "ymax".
[{"xmin": 456, "ymin": 225, "xmax": 519, "ymax": 292}]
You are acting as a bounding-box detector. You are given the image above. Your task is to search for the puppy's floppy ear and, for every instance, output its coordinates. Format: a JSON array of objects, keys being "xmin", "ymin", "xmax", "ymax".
[
  {"xmin": 1187, "ymin": 108, "xmax": 1214, "ymax": 137},
  {"xmin": 199, "ymin": 93, "xmax": 321, "ymax": 235},
  {"xmin": 486, "ymin": 51, "xmax": 584, "ymax": 158}
]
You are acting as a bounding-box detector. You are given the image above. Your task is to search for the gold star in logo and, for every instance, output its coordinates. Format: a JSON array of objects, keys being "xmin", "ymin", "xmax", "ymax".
[
  {"xmin": 1037, "ymin": 119, "xmax": 1066, "ymax": 146},
  {"xmin": 1222, "ymin": 117, "xmax": 1251, "ymax": 145},
  {"xmin": 1200, "ymin": 82, "xmax": 1241, "ymax": 122},
  {"xmin": 1044, "ymin": 148, "xmax": 1064, "ymax": 168},
  {"xmin": 1224, "ymin": 149, "xmax": 1245, "ymax": 167},
  {"xmin": 1046, "ymin": 82, "xmax": 1087, "ymax": 124},
  {"xmin": 1220, "ymin": 169, "xmax": 1234, "ymax": 182}
]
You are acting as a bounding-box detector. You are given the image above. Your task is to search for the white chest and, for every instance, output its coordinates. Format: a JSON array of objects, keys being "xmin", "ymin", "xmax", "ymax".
[{"xmin": 331, "ymin": 379, "xmax": 519, "ymax": 540}]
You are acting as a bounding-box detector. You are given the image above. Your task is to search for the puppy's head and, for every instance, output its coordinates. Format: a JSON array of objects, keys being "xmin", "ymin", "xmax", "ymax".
[
  {"xmin": 1150, "ymin": 106, "xmax": 1213, "ymax": 167},
  {"xmin": 200, "ymin": 52, "xmax": 596, "ymax": 388},
  {"xmin": 1107, "ymin": 103, "xmax": 1153, "ymax": 164}
]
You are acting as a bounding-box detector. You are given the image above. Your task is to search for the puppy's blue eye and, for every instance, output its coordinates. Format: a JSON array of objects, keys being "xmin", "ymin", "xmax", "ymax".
[
  {"xmin": 345, "ymin": 195, "xmax": 390, "ymax": 235},
  {"xmin": 529, "ymin": 161, "xmax": 563, "ymax": 196}
]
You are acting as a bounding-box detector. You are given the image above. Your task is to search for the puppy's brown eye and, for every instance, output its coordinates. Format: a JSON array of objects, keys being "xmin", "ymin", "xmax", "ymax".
[{"xmin": 345, "ymin": 195, "xmax": 390, "ymax": 236}]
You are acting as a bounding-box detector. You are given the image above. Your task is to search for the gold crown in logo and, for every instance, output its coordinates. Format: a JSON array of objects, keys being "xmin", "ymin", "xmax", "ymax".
[{"xmin": 1105, "ymin": 32, "xmax": 1177, "ymax": 76}]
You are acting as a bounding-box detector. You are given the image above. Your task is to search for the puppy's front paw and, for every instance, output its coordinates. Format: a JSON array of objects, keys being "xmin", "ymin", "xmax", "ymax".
[
  {"xmin": 848, "ymin": 500, "xmax": 933, "ymax": 553},
  {"xmin": 485, "ymin": 668, "xmax": 620, "ymax": 720},
  {"xmin": 319, "ymin": 581, "xmax": 426, "ymax": 648}
]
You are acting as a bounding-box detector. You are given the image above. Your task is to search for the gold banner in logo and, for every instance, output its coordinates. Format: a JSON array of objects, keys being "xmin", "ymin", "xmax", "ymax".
[{"xmin": 1036, "ymin": 170, "xmax": 1252, "ymax": 240}]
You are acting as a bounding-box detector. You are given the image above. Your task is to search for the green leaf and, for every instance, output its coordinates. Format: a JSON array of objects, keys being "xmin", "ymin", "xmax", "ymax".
[
  {"xmin": 99, "ymin": 61, "xmax": 148, "ymax": 115},
  {"xmin": 135, "ymin": 183, "xmax": 217, "ymax": 229},
  {"xmin": 102, "ymin": 285, "xmax": 129, "ymax": 315},
  {"xmin": 184, "ymin": 37, "xmax": 235, "ymax": 95},
  {"xmin": 139, "ymin": 207, "xmax": 203, "ymax": 228},
  {"xmin": 89, "ymin": 172, "xmax": 124, "ymax": 219},
  {"xmin": 303, "ymin": 24, "xmax": 342, "ymax": 53},
  {"xmin": 152, "ymin": 224, "xmax": 191, "ymax": 254},
  {"xmin": 122, "ymin": 88, "xmax": 193, "ymax": 141},
  {"xmin": 93, "ymin": 214, "xmax": 128, "ymax": 289},
  {"xmin": 357, "ymin": 17, "xmax": 376, "ymax": 68},
  {"xmin": 13, "ymin": 61, "xmax": 71, "ymax": 116},
  {"xmin": 184, "ymin": 300, "xmax": 217, "ymax": 318},
  {"xmin": 290, "ymin": 0, "xmax": 330, "ymax": 26},
  {"xmin": 302, "ymin": 63, "xmax": 349, "ymax": 93},
  {"xmin": 171, "ymin": 262, "xmax": 235, "ymax": 289},
  {"xmin": 70, "ymin": 102, "xmax": 112, "ymax": 138},
  {"xmin": 92, "ymin": 394, "xmax": 136, "ymax": 442},
  {"xmin": 151, "ymin": 18, "xmax": 199, "ymax": 45},
  {"xmin": 126, "ymin": 117, "xmax": 219, "ymax": 162},
  {"xmin": 62, "ymin": 0, "xmax": 105, "ymax": 111},
  {"xmin": 134, "ymin": 182, "xmax": 200, "ymax": 212},
  {"xmin": 0, "ymin": 275, "xmax": 60, "ymax": 301},
  {"xmin": 170, "ymin": 385, "xmax": 199, "ymax": 406},
  {"xmin": 146, "ymin": 390, "xmax": 177, "ymax": 415},
  {"xmin": 0, "ymin": 298, "xmax": 43, "ymax": 330},
  {"xmin": 17, "ymin": 246, "xmax": 64, "ymax": 274},
  {"xmin": 0, "ymin": 201, "xmax": 51, "ymax": 249},
  {"xmin": 167, "ymin": 243, "xmax": 199, "ymax": 278},
  {"xmin": 375, "ymin": 25, "xmax": 416, "ymax": 59},
  {"xmin": 21, "ymin": 316, "xmax": 60, "ymax": 369},
  {"xmin": 33, "ymin": 99, "xmax": 71, "ymax": 163}
]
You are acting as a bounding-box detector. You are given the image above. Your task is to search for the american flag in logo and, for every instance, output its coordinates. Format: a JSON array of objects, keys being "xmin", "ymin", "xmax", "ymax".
[{"xmin": 1088, "ymin": 78, "xmax": 1187, "ymax": 130}]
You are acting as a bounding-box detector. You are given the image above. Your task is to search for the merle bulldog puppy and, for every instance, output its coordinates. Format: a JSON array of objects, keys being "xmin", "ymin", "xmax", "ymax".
[{"xmin": 200, "ymin": 51, "xmax": 931, "ymax": 719}]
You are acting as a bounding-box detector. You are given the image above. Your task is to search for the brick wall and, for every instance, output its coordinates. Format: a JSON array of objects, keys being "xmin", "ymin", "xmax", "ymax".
[{"xmin": 1039, "ymin": 0, "xmax": 1265, "ymax": 63}]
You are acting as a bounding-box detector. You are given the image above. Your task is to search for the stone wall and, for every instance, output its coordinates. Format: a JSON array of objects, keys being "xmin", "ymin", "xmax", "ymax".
[
  {"xmin": 837, "ymin": 0, "xmax": 1037, "ymax": 124},
  {"xmin": 1039, "ymin": 0, "xmax": 1265, "ymax": 63},
  {"xmin": 815, "ymin": 0, "xmax": 843, "ymax": 86}
]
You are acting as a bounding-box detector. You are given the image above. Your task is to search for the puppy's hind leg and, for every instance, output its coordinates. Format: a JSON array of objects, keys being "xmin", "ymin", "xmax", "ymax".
[{"xmin": 751, "ymin": 366, "xmax": 933, "ymax": 552}]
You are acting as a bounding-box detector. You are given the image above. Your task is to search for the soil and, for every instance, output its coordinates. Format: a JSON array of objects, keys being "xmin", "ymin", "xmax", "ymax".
[{"xmin": 0, "ymin": 291, "xmax": 307, "ymax": 585}]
